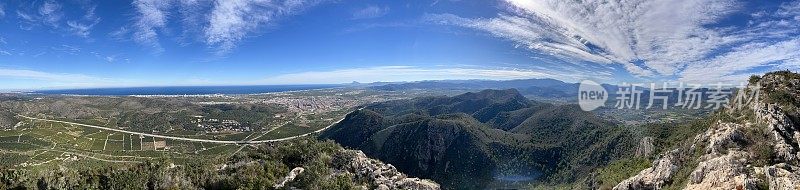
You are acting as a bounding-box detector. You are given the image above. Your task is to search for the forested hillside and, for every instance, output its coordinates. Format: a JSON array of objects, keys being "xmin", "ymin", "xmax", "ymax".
[{"xmin": 321, "ymin": 89, "xmax": 638, "ymax": 189}]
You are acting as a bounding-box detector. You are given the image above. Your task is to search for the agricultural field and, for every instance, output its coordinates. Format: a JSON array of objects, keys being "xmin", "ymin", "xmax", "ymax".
[
  {"xmin": 0, "ymin": 118, "xmax": 238, "ymax": 169},
  {"xmin": 0, "ymin": 107, "xmax": 352, "ymax": 171}
]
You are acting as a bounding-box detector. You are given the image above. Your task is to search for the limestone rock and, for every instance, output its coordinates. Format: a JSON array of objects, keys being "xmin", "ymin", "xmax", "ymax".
[
  {"xmin": 613, "ymin": 149, "xmax": 681, "ymax": 190},
  {"xmin": 615, "ymin": 72, "xmax": 800, "ymax": 190},
  {"xmin": 685, "ymin": 151, "xmax": 756, "ymax": 190},
  {"xmin": 334, "ymin": 150, "xmax": 440, "ymax": 190},
  {"xmin": 274, "ymin": 167, "xmax": 305, "ymax": 189},
  {"xmin": 635, "ymin": 137, "xmax": 655, "ymax": 157},
  {"xmin": 753, "ymin": 103, "xmax": 800, "ymax": 164},
  {"xmin": 703, "ymin": 122, "xmax": 745, "ymax": 154},
  {"xmin": 763, "ymin": 163, "xmax": 800, "ymax": 190}
]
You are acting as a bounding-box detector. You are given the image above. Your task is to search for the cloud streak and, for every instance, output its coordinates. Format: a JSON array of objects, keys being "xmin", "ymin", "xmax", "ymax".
[
  {"xmin": 260, "ymin": 66, "xmax": 595, "ymax": 84},
  {"xmin": 352, "ymin": 5, "xmax": 389, "ymax": 20},
  {"xmin": 0, "ymin": 68, "xmax": 98, "ymax": 82},
  {"xmin": 0, "ymin": 68, "xmax": 125, "ymax": 90}
]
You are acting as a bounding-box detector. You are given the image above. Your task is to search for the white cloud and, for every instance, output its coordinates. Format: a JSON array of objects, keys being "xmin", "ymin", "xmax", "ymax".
[
  {"xmin": 205, "ymin": 0, "xmax": 326, "ymax": 54},
  {"xmin": 124, "ymin": 0, "xmax": 326, "ymax": 54},
  {"xmin": 0, "ymin": 3, "xmax": 6, "ymax": 18},
  {"xmin": 38, "ymin": 0, "xmax": 63, "ymax": 27},
  {"xmin": 66, "ymin": 6, "xmax": 101, "ymax": 37},
  {"xmin": 0, "ymin": 68, "xmax": 98, "ymax": 82},
  {"xmin": 680, "ymin": 38, "xmax": 800, "ymax": 83},
  {"xmin": 0, "ymin": 68, "xmax": 126, "ymax": 90},
  {"xmin": 51, "ymin": 44, "xmax": 81, "ymax": 55},
  {"xmin": 104, "ymin": 55, "xmax": 117, "ymax": 63},
  {"xmin": 352, "ymin": 5, "xmax": 389, "ymax": 20},
  {"xmin": 0, "ymin": 68, "xmax": 149, "ymax": 90},
  {"xmin": 131, "ymin": 0, "xmax": 172, "ymax": 52},
  {"xmin": 13, "ymin": 1, "xmax": 100, "ymax": 37},
  {"xmin": 427, "ymin": 0, "xmax": 800, "ymax": 83},
  {"xmin": 16, "ymin": 10, "xmax": 38, "ymax": 30},
  {"xmin": 67, "ymin": 20, "xmax": 100, "ymax": 37},
  {"xmin": 260, "ymin": 66, "xmax": 592, "ymax": 84}
]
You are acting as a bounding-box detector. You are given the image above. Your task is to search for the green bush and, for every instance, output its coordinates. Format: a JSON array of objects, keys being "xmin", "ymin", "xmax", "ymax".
[{"xmin": 749, "ymin": 75, "xmax": 761, "ymax": 84}]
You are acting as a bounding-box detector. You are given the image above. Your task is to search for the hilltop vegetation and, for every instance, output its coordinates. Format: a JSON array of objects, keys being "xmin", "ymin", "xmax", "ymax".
[{"xmin": 0, "ymin": 138, "xmax": 438, "ymax": 189}]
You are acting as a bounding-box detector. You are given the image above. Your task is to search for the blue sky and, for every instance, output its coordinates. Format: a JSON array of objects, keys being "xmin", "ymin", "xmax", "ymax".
[{"xmin": 0, "ymin": 0, "xmax": 798, "ymax": 90}]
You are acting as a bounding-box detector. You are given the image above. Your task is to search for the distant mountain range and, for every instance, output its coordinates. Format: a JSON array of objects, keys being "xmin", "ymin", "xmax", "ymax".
[{"xmin": 367, "ymin": 79, "xmax": 581, "ymax": 101}]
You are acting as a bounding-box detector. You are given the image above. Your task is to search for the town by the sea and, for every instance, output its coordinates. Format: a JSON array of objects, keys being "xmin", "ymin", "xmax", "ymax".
[{"xmin": 32, "ymin": 85, "xmax": 341, "ymax": 96}]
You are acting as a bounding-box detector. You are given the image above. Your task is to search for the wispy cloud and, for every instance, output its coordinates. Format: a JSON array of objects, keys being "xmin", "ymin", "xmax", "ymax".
[
  {"xmin": 66, "ymin": 6, "xmax": 101, "ymax": 37},
  {"xmin": 13, "ymin": 1, "xmax": 100, "ymax": 37},
  {"xmin": 0, "ymin": 67, "xmax": 157, "ymax": 90},
  {"xmin": 67, "ymin": 20, "xmax": 98, "ymax": 37},
  {"xmin": 131, "ymin": 0, "xmax": 171, "ymax": 53},
  {"xmin": 0, "ymin": 68, "xmax": 123, "ymax": 90},
  {"xmin": 104, "ymin": 55, "xmax": 117, "ymax": 63},
  {"xmin": 0, "ymin": 3, "xmax": 6, "ymax": 18},
  {"xmin": 205, "ymin": 0, "xmax": 327, "ymax": 54},
  {"xmin": 51, "ymin": 44, "xmax": 81, "ymax": 55},
  {"xmin": 680, "ymin": 39, "xmax": 800, "ymax": 83},
  {"xmin": 124, "ymin": 0, "xmax": 327, "ymax": 54},
  {"xmin": 352, "ymin": 5, "xmax": 389, "ymax": 20},
  {"xmin": 260, "ymin": 65, "xmax": 594, "ymax": 84},
  {"xmin": 426, "ymin": 0, "xmax": 800, "ymax": 82},
  {"xmin": 0, "ymin": 68, "xmax": 98, "ymax": 82},
  {"xmin": 38, "ymin": 0, "xmax": 63, "ymax": 27}
]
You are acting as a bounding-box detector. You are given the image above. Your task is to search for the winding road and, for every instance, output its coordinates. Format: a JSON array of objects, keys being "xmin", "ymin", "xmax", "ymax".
[{"xmin": 16, "ymin": 108, "xmax": 358, "ymax": 144}]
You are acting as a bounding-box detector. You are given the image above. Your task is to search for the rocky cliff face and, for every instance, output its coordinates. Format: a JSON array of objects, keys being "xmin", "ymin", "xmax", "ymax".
[{"xmin": 614, "ymin": 71, "xmax": 800, "ymax": 190}]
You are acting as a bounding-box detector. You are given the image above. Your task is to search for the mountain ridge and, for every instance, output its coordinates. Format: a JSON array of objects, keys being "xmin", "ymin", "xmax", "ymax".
[{"xmin": 612, "ymin": 71, "xmax": 800, "ymax": 190}]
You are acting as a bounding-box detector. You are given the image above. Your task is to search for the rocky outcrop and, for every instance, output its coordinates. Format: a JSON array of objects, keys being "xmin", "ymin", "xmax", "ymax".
[
  {"xmin": 272, "ymin": 149, "xmax": 440, "ymax": 190},
  {"xmin": 752, "ymin": 102, "xmax": 800, "ymax": 190},
  {"xmin": 613, "ymin": 149, "xmax": 681, "ymax": 190},
  {"xmin": 685, "ymin": 151, "xmax": 757, "ymax": 190},
  {"xmin": 274, "ymin": 167, "xmax": 304, "ymax": 189},
  {"xmin": 681, "ymin": 121, "xmax": 758, "ymax": 189},
  {"xmin": 615, "ymin": 121, "xmax": 763, "ymax": 190},
  {"xmin": 615, "ymin": 71, "xmax": 800, "ymax": 190},
  {"xmin": 332, "ymin": 150, "xmax": 440, "ymax": 190},
  {"xmin": 702, "ymin": 122, "xmax": 745, "ymax": 155},
  {"xmin": 763, "ymin": 163, "xmax": 800, "ymax": 189},
  {"xmin": 753, "ymin": 102, "xmax": 800, "ymax": 164},
  {"xmin": 634, "ymin": 137, "xmax": 655, "ymax": 157}
]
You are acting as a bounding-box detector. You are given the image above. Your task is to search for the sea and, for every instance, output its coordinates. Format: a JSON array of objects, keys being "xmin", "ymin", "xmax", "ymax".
[{"xmin": 32, "ymin": 85, "xmax": 341, "ymax": 96}]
